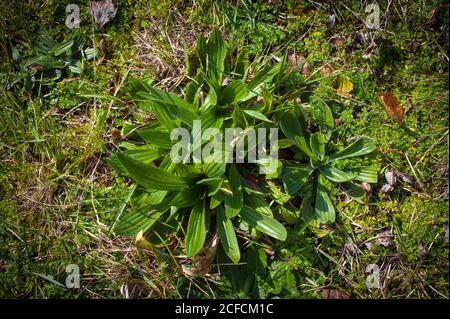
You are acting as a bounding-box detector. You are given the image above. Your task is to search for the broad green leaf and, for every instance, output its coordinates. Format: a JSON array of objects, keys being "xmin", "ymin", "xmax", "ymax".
[
  {"xmin": 210, "ymin": 191, "xmax": 225, "ymax": 209},
  {"xmin": 341, "ymin": 182, "xmax": 366, "ymax": 203},
  {"xmin": 25, "ymin": 55, "xmax": 66, "ymax": 69},
  {"xmin": 329, "ymin": 137, "xmax": 376, "ymax": 161},
  {"xmin": 242, "ymin": 109, "xmax": 272, "ymax": 123},
  {"xmin": 197, "ymin": 177, "xmax": 223, "ymax": 196},
  {"xmin": 220, "ymin": 80, "xmax": 248, "ymax": 105},
  {"xmin": 115, "ymin": 209, "xmax": 166, "ymax": 236},
  {"xmin": 282, "ymin": 165, "xmax": 313, "ymax": 196},
  {"xmin": 186, "ymin": 201, "xmax": 209, "ymax": 257},
  {"xmin": 224, "ymin": 164, "xmax": 243, "ymax": 218},
  {"xmin": 245, "ymin": 195, "xmax": 273, "ymax": 217},
  {"xmin": 302, "ymin": 191, "xmax": 316, "ymax": 223},
  {"xmin": 139, "ymin": 87, "xmax": 199, "ymax": 127},
  {"xmin": 244, "ymin": 62, "xmax": 281, "ymax": 101},
  {"xmin": 350, "ymin": 166, "xmax": 378, "ymax": 183},
  {"xmin": 170, "ymin": 187, "xmax": 201, "ymax": 208},
  {"xmin": 278, "ymin": 203, "xmax": 300, "ymax": 224},
  {"xmin": 117, "ymin": 153, "xmax": 188, "ymax": 190},
  {"xmin": 216, "ymin": 206, "xmax": 240, "ymax": 264},
  {"xmin": 206, "ymin": 28, "xmax": 226, "ymax": 86},
  {"xmin": 235, "ymin": 49, "xmax": 249, "ymax": 79},
  {"xmin": 196, "ymin": 33, "xmax": 207, "ymax": 70},
  {"xmin": 51, "ymin": 40, "xmax": 74, "ymax": 56},
  {"xmin": 280, "ymin": 111, "xmax": 314, "ymax": 158},
  {"xmin": 310, "ymin": 99, "xmax": 334, "ymax": 141},
  {"xmin": 319, "ymin": 165, "xmax": 357, "ymax": 183},
  {"xmin": 107, "ymin": 148, "xmax": 165, "ymax": 174},
  {"xmin": 203, "ymin": 160, "xmax": 226, "ymax": 178},
  {"xmin": 315, "ymin": 182, "xmax": 335, "ymax": 223},
  {"xmin": 310, "ymin": 132, "xmax": 325, "ymax": 159},
  {"xmin": 240, "ymin": 205, "xmax": 287, "ymax": 241},
  {"xmin": 137, "ymin": 127, "xmax": 173, "ymax": 149},
  {"xmin": 278, "ymin": 139, "xmax": 296, "ymax": 149},
  {"xmin": 128, "ymin": 77, "xmax": 154, "ymax": 98},
  {"xmin": 84, "ymin": 48, "xmax": 99, "ymax": 60}
]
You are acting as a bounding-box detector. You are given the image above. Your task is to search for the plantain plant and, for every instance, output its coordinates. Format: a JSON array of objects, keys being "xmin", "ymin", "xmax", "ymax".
[
  {"xmin": 278, "ymin": 99, "xmax": 378, "ymax": 224},
  {"xmin": 109, "ymin": 29, "xmax": 290, "ymax": 263},
  {"xmin": 4, "ymin": 30, "xmax": 97, "ymax": 92}
]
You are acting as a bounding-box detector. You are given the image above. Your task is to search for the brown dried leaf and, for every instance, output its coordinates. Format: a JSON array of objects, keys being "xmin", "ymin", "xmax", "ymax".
[
  {"xmin": 301, "ymin": 61, "xmax": 311, "ymax": 77},
  {"xmin": 377, "ymin": 230, "xmax": 394, "ymax": 247},
  {"xmin": 378, "ymin": 92, "xmax": 404, "ymax": 125},
  {"xmin": 320, "ymin": 288, "xmax": 350, "ymax": 299},
  {"xmin": 182, "ymin": 234, "xmax": 219, "ymax": 277},
  {"xmin": 90, "ymin": 0, "xmax": 117, "ymax": 28},
  {"xmin": 320, "ymin": 65, "xmax": 334, "ymax": 75}
]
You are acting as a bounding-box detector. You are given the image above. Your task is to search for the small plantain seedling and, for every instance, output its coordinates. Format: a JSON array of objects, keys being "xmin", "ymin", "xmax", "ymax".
[
  {"xmin": 278, "ymin": 99, "xmax": 378, "ymax": 224},
  {"xmin": 108, "ymin": 29, "xmax": 288, "ymax": 264},
  {"xmin": 5, "ymin": 29, "xmax": 98, "ymax": 92}
]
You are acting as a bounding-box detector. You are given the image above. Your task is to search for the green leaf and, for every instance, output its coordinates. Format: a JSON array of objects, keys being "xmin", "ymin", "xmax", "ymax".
[
  {"xmin": 240, "ymin": 205, "xmax": 287, "ymax": 241},
  {"xmin": 51, "ymin": 40, "xmax": 74, "ymax": 56},
  {"xmin": 244, "ymin": 62, "xmax": 281, "ymax": 101},
  {"xmin": 220, "ymin": 80, "xmax": 248, "ymax": 105},
  {"xmin": 329, "ymin": 137, "xmax": 376, "ymax": 161},
  {"xmin": 210, "ymin": 192, "xmax": 225, "ymax": 209},
  {"xmin": 203, "ymin": 160, "xmax": 226, "ymax": 178},
  {"xmin": 341, "ymin": 182, "xmax": 366, "ymax": 203},
  {"xmin": 301, "ymin": 191, "xmax": 316, "ymax": 223},
  {"xmin": 235, "ymin": 49, "xmax": 249, "ymax": 79},
  {"xmin": 115, "ymin": 209, "xmax": 166, "ymax": 236},
  {"xmin": 108, "ymin": 148, "xmax": 165, "ymax": 174},
  {"xmin": 278, "ymin": 139, "xmax": 296, "ymax": 149},
  {"xmin": 282, "ymin": 165, "xmax": 313, "ymax": 196},
  {"xmin": 315, "ymin": 181, "xmax": 335, "ymax": 223},
  {"xmin": 137, "ymin": 127, "xmax": 173, "ymax": 149},
  {"xmin": 25, "ymin": 55, "xmax": 66, "ymax": 69},
  {"xmin": 310, "ymin": 132, "xmax": 325, "ymax": 159},
  {"xmin": 197, "ymin": 177, "xmax": 224, "ymax": 196},
  {"xmin": 278, "ymin": 203, "xmax": 300, "ymax": 224},
  {"xmin": 84, "ymin": 48, "xmax": 99, "ymax": 60},
  {"xmin": 350, "ymin": 166, "xmax": 378, "ymax": 183},
  {"xmin": 206, "ymin": 28, "xmax": 226, "ymax": 86},
  {"xmin": 244, "ymin": 195, "xmax": 273, "ymax": 217},
  {"xmin": 310, "ymin": 99, "xmax": 334, "ymax": 141},
  {"xmin": 280, "ymin": 111, "xmax": 313, "ymax": 158},
  {"xmin": 242, "ymin": 110, "xmax": 272, "ymax": 123},
  {"xmin": 170, "ymin": 187, "xmax": 201, "ymax": 208},
  {"xmin": 186, "ymin": 201, "xmax": 209, "ymax": 257},
  {"xmin": 319, "ymin": 165, "xmax": 358, "ymax": 183},
  {"xmin": 224, "ymin": 164, "xmax": 243, "ymax": 218},
  {"xmin": 138, "ymin": 87, "xmax": 199, "ymax": 127},
  {"xmin": 117, "ymin": 153, "xmax": 188, "ymax": 190},
  {"xmin": 216, "ymin": 206, "xmax": 240, "ymax": 264}
]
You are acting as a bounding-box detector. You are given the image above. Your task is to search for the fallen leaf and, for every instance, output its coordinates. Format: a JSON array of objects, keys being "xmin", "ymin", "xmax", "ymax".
[
  {"xmin": 336, "ymin": 75, "xmax": 353, "ymax": 98},
  {"xmin": 361, "ymin": 182, "xmax": 372, "ymax": 194},
  {"xmin": 378, "ymin": 230, "xmax": 394, "ymax": 247},
  {"xmin": 396, "ymin": 171, "xmax": 414, "ymax": 184},
  {"xmin": 90, "ymin": 0, "xmax": 117, "ymax": 28},
  {"xmin": 378, "ymin": 92, "xmax": 404, "ymax": 125},
  {"xmin": 320, "ymin": 288, "xmax": 350, "ymax": 299},
  {"xmin": 182, "ymin": 234, "xmax": 219, "ymax": 277},
  {"xmin": 301, "ymin": 61, "xmax": 311, "ymax": 77},
  {"xmin": 326, "ymin": 14, "xmax": 336, "ymax": 30},
  {"xmin": 418, "ymin": 243, "xmax": 428, "ymax": 258},
  {"xmin": 380, "ymin": 184, "xmax": 394, "ymax": 194},
  {"xmin": 385, "ymin": 170, "xmax": 397, "ymax": 186},
  {"xmin": 320, "ymin": 65, "xmax": 334, "ymax": 75}
]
